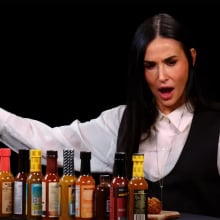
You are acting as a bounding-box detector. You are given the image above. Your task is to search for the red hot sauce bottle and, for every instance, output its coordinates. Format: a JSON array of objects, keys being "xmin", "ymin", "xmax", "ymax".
[
  {"xmin": 94, "ymin": 174, "xmax": 111, "ymax": 220},
  {"xmin": 42, "ymin": 150, "xmax": 60, "ymax": 220},
  {"xmin": 110, "ymin": 152, "xmax": 129, "ymax": 220}
]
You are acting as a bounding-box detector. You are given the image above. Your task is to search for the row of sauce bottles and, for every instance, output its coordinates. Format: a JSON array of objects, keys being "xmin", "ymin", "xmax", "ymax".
[{"xmin": 0, "ymin": 148, "xmax": 148, "ymax": 220}]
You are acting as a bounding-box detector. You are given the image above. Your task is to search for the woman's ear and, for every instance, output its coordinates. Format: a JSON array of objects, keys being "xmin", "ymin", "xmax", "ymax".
[{"xmin": 190, "ymin": 48, "xmax": 197, "ymax": 66}]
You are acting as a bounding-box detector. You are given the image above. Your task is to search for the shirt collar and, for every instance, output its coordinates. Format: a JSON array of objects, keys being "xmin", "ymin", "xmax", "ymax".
[{"xmin": 157, "ymin": 103, "xmax": 194, "ymax": 132}]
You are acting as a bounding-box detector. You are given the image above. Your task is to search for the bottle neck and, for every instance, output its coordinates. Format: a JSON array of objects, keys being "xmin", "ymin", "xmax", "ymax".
[
  {"xmin": 0, "ymin": 156, "xmax": 10, "ymax": 171},
  {"xmin": 132, "ymin": 161, "xmax": 144, "ymax": 178},
  {"xmin": 80, "ymin": 158, "xmax": 91, "ymax": 175},
  {"xmin": 46, "ymin": 158, "xmax": 58, "ymax": 173},
  {"xmin": 18, "ymin": 154, "xmax": 29, "ymax": 173}
]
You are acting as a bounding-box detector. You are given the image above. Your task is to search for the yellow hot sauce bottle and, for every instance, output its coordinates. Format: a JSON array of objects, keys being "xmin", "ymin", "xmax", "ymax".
[
  {"xmin": 26, "ymin": 149, "xmax": 43, "ymax": 220},
  {"xmin": 128, "ymin": 153, "xmax": 148, "ymax": 220}
]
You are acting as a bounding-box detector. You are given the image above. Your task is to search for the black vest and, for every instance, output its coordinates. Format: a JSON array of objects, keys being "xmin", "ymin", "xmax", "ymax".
[{"xmin": 147, "ymin": 110, "xmax": 220, "ymax": 217}]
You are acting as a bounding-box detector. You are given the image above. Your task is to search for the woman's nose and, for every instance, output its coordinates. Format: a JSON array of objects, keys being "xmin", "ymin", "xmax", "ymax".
[{"xmin": 158, "ymin": 65, "xmax": 168, "ymax": 82}]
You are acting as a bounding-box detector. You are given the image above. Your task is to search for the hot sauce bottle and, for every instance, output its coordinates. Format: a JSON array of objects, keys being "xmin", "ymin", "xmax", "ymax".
[
  {"xmin": 110, "ymin": 152, "xmax": 129, "ymax": 220},
  {"xmin": 13, "ymin": 149, "xmax": 29, "ymax": 220},
  {"xmin": 94, "ymin": 174, "xmax": 111, "ymax": 220},
  {"xmin": 26, "ymin": 149, "xmax": 43, "ymax": 220},
  {"xmin": 75, "ymin": 151, "xmax": 95, "ymax": 219},
  {"xmin": 42, "ymin": 150, "xmax": 60, "ymax": 220},
  {"xmin": 0, "ymin": 148, "xmax": 14, "ymax": 218},
  {"xmin": 128, "ymin": 153, "xmax": 148, "ymax": 220},
  {"xmin": 58, "ymin": 149, "xmax": 77, "ymax": 220}
]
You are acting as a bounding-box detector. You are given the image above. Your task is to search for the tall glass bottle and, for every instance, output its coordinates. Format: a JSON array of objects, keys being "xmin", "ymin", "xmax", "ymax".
[
  {"xmin": 26, "ymin": 149, "xmax": 43, "ymax": 220},
  {"xmin": 0, "ymin": 148, "xmax": 14, "ymax": 218},
  {"xmin": 42, "ymin": 150, "xmax": 60, "ymax": 220},
  {"xmin": 75, "ymin": 151, "xmax": 95, "ymax": 219},
  {"xmin": 128, "ymin": 153, "xmax": 148, "ymax": 220},
  {"xmin": 94, "ymin": 174, "xmax": 111, "ymax": 220},
  {"xmin": 58, "ymin": 149, "xmax": 77, "ymax": 220},
  {"xmin": 110, "ymin": 152, "xmax": 129, "ymax": 220},
  {"xmin": 13, "ymin": 149, "xmax": 29, "ymax": 220}
]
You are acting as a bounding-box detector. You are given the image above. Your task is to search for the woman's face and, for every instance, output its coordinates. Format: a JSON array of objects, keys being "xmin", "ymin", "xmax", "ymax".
[{"xmin": 144, "ymin": 37, "xmax": 196, "ymax": 114}]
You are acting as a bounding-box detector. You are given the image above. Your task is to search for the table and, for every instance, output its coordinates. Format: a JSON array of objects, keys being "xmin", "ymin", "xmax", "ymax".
[
  {"xmin": 149, "ymin": 211, "xmax": 220, "ymax": 219},
  {"xmin": 180, "ymin": 213, "xmax": 220, "ymax": 219}
]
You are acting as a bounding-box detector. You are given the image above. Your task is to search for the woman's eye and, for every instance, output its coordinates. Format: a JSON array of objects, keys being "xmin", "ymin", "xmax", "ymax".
[
  {"xmin": 144, "ymin": 62, "xmax": 156, "ymax": 70},
  {"xmin": 166, "ymin": 59, "xmax": 177, "ymax": 66}
]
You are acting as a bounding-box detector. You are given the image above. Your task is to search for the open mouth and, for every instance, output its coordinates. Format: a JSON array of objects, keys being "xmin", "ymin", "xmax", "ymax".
[
  {"xmin": 159, "ymin": 87, "xmax": 174, "ymax": 93},
  {"xmin": 158, "ymin": 87, "xmax": 174, "ymax": 99}
]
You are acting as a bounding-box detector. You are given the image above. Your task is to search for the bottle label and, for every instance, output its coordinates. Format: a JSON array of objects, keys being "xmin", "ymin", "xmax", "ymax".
[
  {"xmin": 1, "ymin": 182, "xmax": 13, "ymax": 214},
  {"xmin": 13, "ymin": 181, "xmax": 23, "ymax": 215},
  {"xmin": 75, "ymin": 185, "xmax": 80, "ymax": 217},
  {"xmin": 58, "ymin": 183, "xmax": 75, "ymax": 217},
  {"xmin": 106, "ymin": 198, "xmax": 110, "ymax": 216},
  {"xmin": 26, "ymin": 182, "xmax": 28, "ymax": 215},
  {"xmin": 48, "ymin": 182, "xmax": 59, "ymax": 217},
  {"xmin": 42, "ymin": 182, "xmax": 59, "ymax": 217},
  {"xmin": 116, "ymin": 187, "xmax": 128, "ymax": 219},
  {"xmin": 31, "ymin": 183, "xmax": 42, "ymax": 216},
  {"xmin": 75, "ymin": 184, "xmax": 95, "ymax": 218},
  {"xmin": 80, "ymin": 185, "xmax": 95, "ymax": 218},
  {"xmin": 68, "ymin": 185, "xmax": 75, "ymax": 215},
  {"xmin": 58, "ymin": 185, "xmax": 61, "ymax": 216},
  {"xmin": 133, "ymin": 189, "xmax": 148, "ymax": 217},
  {"xmin": 110, "ymin": 186, "xmax": 128, "ymax": 220},
  {"xmin": 42, "ymin": 182, "xmax": 46, "ymax": 216}
]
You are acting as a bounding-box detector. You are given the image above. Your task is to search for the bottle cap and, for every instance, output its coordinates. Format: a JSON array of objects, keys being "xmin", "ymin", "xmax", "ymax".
[
  {"xmin": 19, "ymin": 149, "xmax": 29, "ymax": 158},
  {"xmin": 80, "ymin": 151, "xmax": 91, "ymax": 160},
  {"xmin": 63, "ymin": 149, "xmax": 74, "ymax": 175},
  {"xmin": 114, "ymin": 152, "xmax": 126, "ymax": 160},
  {"xmin": 63, "ymin": 149, "xmax": 74, "ymax": 160},
  {"xmin": 132, "ymin": 153, "xmax": 144, "ymax": 162},
  {"xmin": 0, "ymin": 148, "xmax": 11, "ymax": 157},
  {"xmin": 99, "ymin": 174, "xmax": 110, "ymax": 183},
  {"xmin": 30, "ymin": 150, "xmax": 42, "ymax": 172},
  {"xmin": 47, "ymin": 150, "xmax": 58, "ymax": 158},
  {"xmin": 30, "ymin": 149, "xmax": 42, "ymax": 158}
]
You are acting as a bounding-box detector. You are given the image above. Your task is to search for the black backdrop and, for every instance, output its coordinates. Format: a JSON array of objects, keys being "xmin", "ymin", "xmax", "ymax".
[{"xmin": 1, "ymin": 0, "xmax": 220, "ymax": 176}]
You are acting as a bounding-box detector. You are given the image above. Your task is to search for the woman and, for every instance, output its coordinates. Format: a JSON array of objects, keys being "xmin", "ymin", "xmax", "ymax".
[{"xmin": 0, "ymin": 13, "xmax": 220, "ymax": 216}]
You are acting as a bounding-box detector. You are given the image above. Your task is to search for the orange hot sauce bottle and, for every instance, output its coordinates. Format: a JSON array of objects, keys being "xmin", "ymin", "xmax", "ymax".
[
  {"xmin": 58, "ymin": 149, "xmax": 77, "ymax": 220},
  {"xmin": 75, "ymin": 151, "xmax": 95, "ymax": 219}
]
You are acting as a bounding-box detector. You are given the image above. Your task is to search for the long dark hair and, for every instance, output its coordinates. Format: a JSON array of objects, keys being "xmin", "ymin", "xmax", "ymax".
[{"xmin": 116, "ymin": 13, "xmax": 200, "ymax": 178}]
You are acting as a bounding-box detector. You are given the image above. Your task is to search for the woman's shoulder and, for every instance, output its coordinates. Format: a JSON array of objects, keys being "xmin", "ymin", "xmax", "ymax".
[
  {"xmin": 101, "ymin": 104, "xmax": 126, "ymax": 113},
  {"xmin": 196, "ymin": 99, "xmax": 220, "ymax": 113},
  {"xmin": 195, "ymin": 100, "xmax": 220, "ymax": 122},
  {"xmin": 94, "ymin": 105, "xmax": 126, "ymax": 131},
  {"xmin": 100, "ymin": 105, "xmax": 126, "ymax": 118}
]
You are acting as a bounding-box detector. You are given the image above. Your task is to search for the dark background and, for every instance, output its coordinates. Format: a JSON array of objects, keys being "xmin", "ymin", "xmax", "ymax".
[{"xmin": 1, "ymin": 0, "xmax": 220, "ymax": 176}]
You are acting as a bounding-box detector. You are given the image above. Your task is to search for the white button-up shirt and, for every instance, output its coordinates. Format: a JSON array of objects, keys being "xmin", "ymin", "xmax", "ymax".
[{"xmin": 0, "ymin": 105, "xmax": 219, "ymax": 182}]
